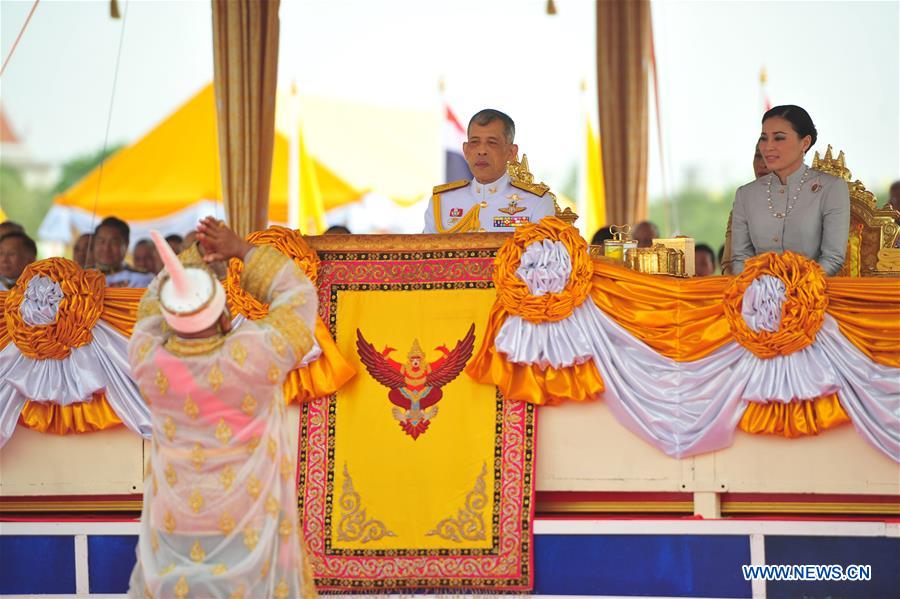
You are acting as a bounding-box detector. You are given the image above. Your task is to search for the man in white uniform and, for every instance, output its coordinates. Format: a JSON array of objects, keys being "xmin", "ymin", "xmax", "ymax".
[{"xmin": 424, "ymin": 109, "xmax": 555, "ymax": 233}]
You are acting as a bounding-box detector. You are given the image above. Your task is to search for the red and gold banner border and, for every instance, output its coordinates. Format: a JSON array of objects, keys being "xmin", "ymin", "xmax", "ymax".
[{"xmin": 297, "ymin": 249, "xmax": 535, "ymax": 591}]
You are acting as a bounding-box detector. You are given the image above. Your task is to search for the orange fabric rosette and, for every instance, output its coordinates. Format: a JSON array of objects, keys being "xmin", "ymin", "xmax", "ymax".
[
  {"xmin": 493, "ymin": 217, "xmax": 593, "ymax": 323},
  {"xmin": 0, "ymin": 260, "xmax": 138, "ymax": 435},
  {"xmin": 2, "ymin": 258, "xmax": 105, "ymax": 359},
  {"xmin": 723, "ymin": 251, "xmax": 827, "ymax": 359},
  {"xmin": 468, "ymin": 217, "xmax": 604, "ymax": 404},
  {"xmin": 225, "ymin": 225, "xmax": 320, "ymax": 317},
  {"xmin": 224, "ymin": 225, "xmax": 354, "ymax": 403}
]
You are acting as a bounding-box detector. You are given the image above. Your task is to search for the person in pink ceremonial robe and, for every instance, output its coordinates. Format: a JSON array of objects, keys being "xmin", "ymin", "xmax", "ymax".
[{"xmin": 127, "ymin": 217, "xmax": 318, "ymax": 599}]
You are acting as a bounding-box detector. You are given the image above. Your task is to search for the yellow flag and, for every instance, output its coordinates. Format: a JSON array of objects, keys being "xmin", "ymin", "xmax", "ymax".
[
  {"xmin": 297, "ymin": 126, "xmax": 327, "ymax": 234},
  {"xmin": 584, "ymin": 118, "xmax": 607, "ymax": 238}
]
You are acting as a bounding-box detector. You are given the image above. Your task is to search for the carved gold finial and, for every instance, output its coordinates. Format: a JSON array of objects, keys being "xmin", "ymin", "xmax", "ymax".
[
  {"xmin": 812, "ymin": 144, "xmax": 852, "ymax": 181},
  {"xmin": 507, "ymin": 154, "xmax": 578, "ymax": 224},
  {"xmin": 507, "ymin": 154, "xmax": 536, "ymax": 185}
]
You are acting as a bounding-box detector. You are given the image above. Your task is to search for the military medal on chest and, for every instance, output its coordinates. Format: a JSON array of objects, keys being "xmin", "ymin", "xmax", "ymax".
[{"xmin": 499, "ymin": 194, "xmax": 526, "ymax": 215}]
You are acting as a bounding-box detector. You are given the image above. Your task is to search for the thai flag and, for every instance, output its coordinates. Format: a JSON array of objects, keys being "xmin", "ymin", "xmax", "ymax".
[{"xmin": 444, "ymin": 105, "xmax": 473, "ymax": 182}]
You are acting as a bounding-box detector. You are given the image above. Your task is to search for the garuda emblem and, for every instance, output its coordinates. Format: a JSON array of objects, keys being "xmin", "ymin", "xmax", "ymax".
[{"xmin": 356, "ymin": 324, "xmax": 476, "ymax": 440}]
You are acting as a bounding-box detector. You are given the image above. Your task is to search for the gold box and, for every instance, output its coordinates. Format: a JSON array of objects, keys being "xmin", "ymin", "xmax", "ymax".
[{"xmin": 653, "ymin": 236, "xmax": 695, "ymax": 277}]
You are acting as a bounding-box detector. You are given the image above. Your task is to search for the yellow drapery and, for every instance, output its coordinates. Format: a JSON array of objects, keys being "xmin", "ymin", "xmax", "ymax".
[
  {"xmin": 596, "ymin": 0, "xmax": 651, "ymax": 225},
  {"xmin": 825, "ymin": 277, "xmax": 900, "ymax": 368},
  {"xmin": 211, "ymin": 0, "xmax": 281, "ymax": 237}
]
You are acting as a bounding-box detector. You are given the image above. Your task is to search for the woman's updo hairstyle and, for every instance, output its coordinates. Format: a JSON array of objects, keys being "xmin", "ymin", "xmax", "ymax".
[{"xmin": 762, "ymin": 105, "xmax": 817, "ymax": 153}]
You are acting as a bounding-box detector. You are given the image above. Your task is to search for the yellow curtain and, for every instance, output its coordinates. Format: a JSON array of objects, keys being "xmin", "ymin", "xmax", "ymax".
[
  {"xmin": 297, "ymin": 126, "xmax": 327, "ymax": 234},
  {"xmin": 211, "ymin": 0, "xmax": 281, "ymax": 237},
  {"xmin": 596, "ymin": 0, "xmax": 651, "ymax": 226},
  {"xmin": 584, "ymin": 117, "xmax": 607, "ymax": 238}
]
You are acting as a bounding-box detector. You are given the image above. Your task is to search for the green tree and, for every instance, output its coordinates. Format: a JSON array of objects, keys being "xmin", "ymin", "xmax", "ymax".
[
  {"xmin": 0, "ymin": 165, "xmax": 52, "ymax": 237},
  {"xmin": 649, "ymin": 169, "xmax": 737, "ymax": 262},
  {"xmin": 52, "ymin": 144, "xmax": 124, "ymax": 195}
]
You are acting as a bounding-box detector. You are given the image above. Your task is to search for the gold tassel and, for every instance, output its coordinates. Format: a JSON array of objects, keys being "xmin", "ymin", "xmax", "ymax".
[
  {"xmin": 546, "ymin": 0, "xmax": 557, "ymax": 15},
  {"xmin": 110, "ymin": 0, "xmax": 120, "ymax": 19}
]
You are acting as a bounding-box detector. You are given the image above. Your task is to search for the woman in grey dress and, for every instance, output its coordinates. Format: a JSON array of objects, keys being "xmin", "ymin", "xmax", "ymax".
[{"xmin": 731, "ymin": 105, "xmax": 849, "ymax": 275}]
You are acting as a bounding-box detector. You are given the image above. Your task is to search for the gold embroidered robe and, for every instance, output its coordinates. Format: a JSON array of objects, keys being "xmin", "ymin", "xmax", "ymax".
[{"xmin": 127, "ymin": 246, "xmax": 317, "ymax": 599}]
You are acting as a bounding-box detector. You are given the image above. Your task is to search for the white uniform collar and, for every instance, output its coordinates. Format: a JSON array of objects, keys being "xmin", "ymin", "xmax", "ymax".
[{"xmin": 471, "ymin": 173, "xmax": 510, "ymax": 201}]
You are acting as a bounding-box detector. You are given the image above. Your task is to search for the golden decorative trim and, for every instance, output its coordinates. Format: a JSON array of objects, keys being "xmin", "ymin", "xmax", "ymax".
[
  {"xmin": 229, "ymin": 340, "xmax": 248, "ymax": 366},
  {"xmin": 136, "ymin": 298, "xmax": 162, "ymax": 322},
  {"xmin": 215, "ymin": 419, "xmax": 233, "ymax": 445},
  {"xmin": 426, "ymin": 463, "xmax": 488, "ymax": 542},
  {"xmin": 432, "ymin": 193, "xmax": 485, "ymax": 233},
  {"xmin": 337, "ymin": 463, "xmax": 397, "ymax": 543},
  {"xmin": 507, "ymin": 154, "xmax": 549, "ymax": 197},
  {"xmin": 306, "ymin": 232, "xmax": 512, "ymax": 252},
  {"xmin": 164, "ymin": 334, "xmax": 226, "ymax": 357},
  {"xmin": 267, "ymin": 303, "xmax": 313, "ymax": 359},
  {"xmin": 722, "ymin": 501, "xmax": 900, "ymax": 515},
  {"xmin": 243, "ymin": 526, "xmax": 260, "ymax": 551},
  {"xmin": 208, "ymin": 363, "xmax": 224, "ymax": 391},
  {"xmin": 174, "ymin": 575, "xmax": 188, "ymax": 599},
  {"xmin": 0, "ymin": 499, "xmax": 143, "ymax": 512},
  {"xmin": 154, "ymin": 370, "xmax": 169, "ymax": 395},
  {"xmin": 433, "ymin": 179, "xmax": 469, "ymax": 194},
  {"xmin": 242, "ymin": 245, "xmax": 288, "ymax": 300},
  {"xmin": 190, "ymin": 539, "xmax": 205, "ymax": 562},
  {"xmin": 536, "ymin": 500, "xmax": 694, "ymax": 514}
]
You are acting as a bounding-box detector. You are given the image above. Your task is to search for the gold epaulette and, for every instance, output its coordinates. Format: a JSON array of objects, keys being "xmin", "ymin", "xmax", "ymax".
[
  {"xmin": 510, "ymin": 179, "xmax": 549, "ymax": 197},
  {"xmin": 432, "ymin": 179, "xmax": 469, "ymax": 195}
]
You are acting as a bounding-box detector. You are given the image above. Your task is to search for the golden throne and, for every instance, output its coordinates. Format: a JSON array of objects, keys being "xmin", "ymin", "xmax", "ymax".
[
  {"xmin": 812, "ymin": 146, "xmax": 900, "ymax": 276},
  {"xmin": 507, "ymin": 154, "xmax": 579, "ymax": 226}
]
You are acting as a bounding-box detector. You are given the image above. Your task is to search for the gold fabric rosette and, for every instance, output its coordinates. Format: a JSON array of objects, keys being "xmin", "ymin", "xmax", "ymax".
[
  {"xmin": 0, "ymin": 259, "xmax": 146, "ymax": 435},
  {"xmin": 467, "ymin": 217, "xmax": 605, "ymax": 405}
]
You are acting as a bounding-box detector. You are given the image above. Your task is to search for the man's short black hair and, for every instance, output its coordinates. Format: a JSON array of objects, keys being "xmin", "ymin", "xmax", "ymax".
[
  {"xmin": 165, "ymin": 233, "xmax": 184, "ymax": 245},
  {"xmin": 468, "ymin": 109, "xmax": 515, "ymax": 143},
  {"xmin": 696, "ymin": 243, "xmax": 716, "ymax": 266},
  {"xmin": 96, "ymin": 216, "xmax": 130, "ymax": 245},
  {"xmin": 591, "ymin": 225, "xmax": 615, "ymax": 246},
  {"xmin": 0, "ymin": 231, "xmax": 38, "ymax": 258},
  {"xmin": 0, "ymin": 220, "xmax": 25, "ymax": 234}
]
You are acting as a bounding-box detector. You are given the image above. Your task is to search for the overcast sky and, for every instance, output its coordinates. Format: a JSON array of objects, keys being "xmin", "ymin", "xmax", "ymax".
[{"xmin": 2, "ymin": 0, "xmax": 898, "ymax": 202}]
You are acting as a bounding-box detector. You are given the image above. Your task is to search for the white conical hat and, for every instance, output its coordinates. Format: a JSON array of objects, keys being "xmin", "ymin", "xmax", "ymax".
[{"xmin": 150, "ymin": 230, "xmax": 226, "ymax": 334}]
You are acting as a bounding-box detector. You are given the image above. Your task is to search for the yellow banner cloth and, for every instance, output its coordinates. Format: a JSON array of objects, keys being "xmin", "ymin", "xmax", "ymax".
[{"xmin": 331, "ymin": 288, "xmax": 497, "ymax": 550}]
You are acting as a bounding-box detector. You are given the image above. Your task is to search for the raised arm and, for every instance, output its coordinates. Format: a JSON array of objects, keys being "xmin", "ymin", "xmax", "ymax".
[{"xmin": 198, "ymin": 217, "xmax": 318, "ymax": 368}]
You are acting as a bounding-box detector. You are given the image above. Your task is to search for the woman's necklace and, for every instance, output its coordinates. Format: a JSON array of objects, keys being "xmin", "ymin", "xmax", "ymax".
[{"xmin": 766, "ymin": 166, "xmax": 809, "ymax": 219}]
